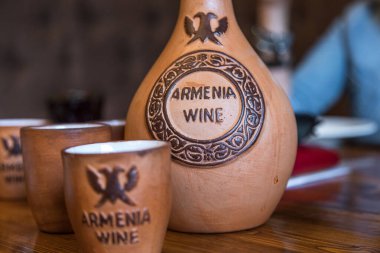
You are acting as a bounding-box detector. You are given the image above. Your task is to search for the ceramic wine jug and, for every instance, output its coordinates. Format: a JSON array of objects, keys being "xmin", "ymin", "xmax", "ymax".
[{"xmin": 125, "ymin": 0, "xmax": 297, "ymax": 233}]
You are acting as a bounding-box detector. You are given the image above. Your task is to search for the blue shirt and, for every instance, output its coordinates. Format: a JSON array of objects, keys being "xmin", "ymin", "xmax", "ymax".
[{"xmin": 291, "ymin": 2, "xmax": 380, "ymax": 143}]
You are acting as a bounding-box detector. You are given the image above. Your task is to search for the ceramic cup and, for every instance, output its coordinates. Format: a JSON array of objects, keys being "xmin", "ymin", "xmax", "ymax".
[
  {"xmin": 0, "ymin": 119, "xmax": 48, "ymax": 200},
  {"xmin": 62, "ymin": 140, "xmax": 171, "ymax": 253},
  {"xmin": 21, "ymin": 123, "xmax": 112, "ymax": 233},
  {"xmin": 96, "ymin": 120, "xmax": 125, "ymax": 140}
]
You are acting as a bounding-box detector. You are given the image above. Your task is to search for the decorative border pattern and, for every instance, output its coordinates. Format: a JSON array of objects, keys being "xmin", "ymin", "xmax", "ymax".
[{"xmin": 146, "ymin": 50, "xmax": 265, "ymax": 167}]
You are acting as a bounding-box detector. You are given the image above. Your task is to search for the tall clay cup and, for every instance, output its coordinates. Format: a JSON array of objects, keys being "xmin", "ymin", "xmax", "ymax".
[
  {"xmin": 96, "ymin": 120, "xmax": 125, "ymax": 140},
  {"xmin": 21, "ymin": 123, "xmax": 111, "ymax": 233},
  {"xmin": 0, "ymin": 119, "xmax": 48, "ymax": 200},
  {"xmin": 62, "ymin": 141, "xmax": 171, "ymax": 253}
]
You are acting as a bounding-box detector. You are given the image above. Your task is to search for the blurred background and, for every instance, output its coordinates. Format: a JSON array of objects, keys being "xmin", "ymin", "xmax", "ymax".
[{"xmin": 0, "ymin": 0, "xmax": 352, "ymax": 120}]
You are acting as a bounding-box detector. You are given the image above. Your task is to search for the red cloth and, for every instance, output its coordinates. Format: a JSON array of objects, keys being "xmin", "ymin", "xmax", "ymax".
[{"xmin": 292, "ymin": 146, "xmax": 340, "ymax": 176}]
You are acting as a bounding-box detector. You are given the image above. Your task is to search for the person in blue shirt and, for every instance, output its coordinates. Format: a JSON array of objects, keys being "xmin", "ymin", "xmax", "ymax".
[{"xmin": 291, "ymin": 1, "xmax": 380, "ymax": 143}]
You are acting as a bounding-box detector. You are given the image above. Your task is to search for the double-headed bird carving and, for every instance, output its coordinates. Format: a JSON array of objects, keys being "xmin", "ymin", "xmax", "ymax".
[
  {"xmin": 2, "ymin": 136, "xmax": 22, "ymax": 157},
  {"xmin": 185, "ymin": 12, "xmax": 228, "ymax": 45},
  {"xmin": 87, "ymin": 166, "xmax": 139, "ymax": 208}
]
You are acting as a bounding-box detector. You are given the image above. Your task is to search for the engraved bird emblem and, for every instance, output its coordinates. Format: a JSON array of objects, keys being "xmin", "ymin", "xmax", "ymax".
[
  {"xmin": 185, "ymin": 12, "xmax": 228, "ymax": 45},
  {"xmin": 87, "ymin": 166, "xmax": 139, "ymax": 208},
  {"xmin": 2, "ymin": 135, "xmax": 22, "ymax": 157}
]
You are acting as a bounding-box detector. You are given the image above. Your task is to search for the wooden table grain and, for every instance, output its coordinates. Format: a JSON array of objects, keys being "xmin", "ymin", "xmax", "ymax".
[{"xmin": 1, "ymin": 146, "xmax": 380, "ymax": 253}]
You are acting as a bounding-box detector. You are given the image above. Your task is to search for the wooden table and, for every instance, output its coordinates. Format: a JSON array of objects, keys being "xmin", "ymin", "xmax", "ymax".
[{"xmin": 1, "ymin": 146, "xmax": 380, "ymax": 252}]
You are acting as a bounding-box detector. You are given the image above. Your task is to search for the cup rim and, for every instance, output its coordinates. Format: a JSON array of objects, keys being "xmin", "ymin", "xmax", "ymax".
[
  {"xmin": 96, "ymin": 119, "xmax": 125, "ymax": 127},
  {"xmin": 0, "ymin": 118, "xmax": 48, "ymax": 127},
  {"xmin": 26, "ymin": 123, "xmax": 106, "ymax": 131},
  {"xmin": 63, "ymin": 140, "xmax": 169, "ymax": 155}
]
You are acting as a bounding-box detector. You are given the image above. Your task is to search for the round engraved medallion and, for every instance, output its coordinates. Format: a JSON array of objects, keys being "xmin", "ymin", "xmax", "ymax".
[{"xmin": 146, "ymin": 50, "xmax": 265, "ymax": 166}]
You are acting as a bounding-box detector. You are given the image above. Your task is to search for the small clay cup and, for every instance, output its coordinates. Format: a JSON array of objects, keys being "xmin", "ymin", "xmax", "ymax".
[
  {"xmin": 62, "ymin": 140, "xmax": 171, "ymax": 253},
  {"xmin": 0, "ymin": 119, "xmax": 48, "ymax": 200},
  {"xmin": 96, "ymin": 120, "xmax": 125, "ymax": 140},
  {"xmin": 21, "ymin": 123, "xmax": 112, "ymax": 233}
]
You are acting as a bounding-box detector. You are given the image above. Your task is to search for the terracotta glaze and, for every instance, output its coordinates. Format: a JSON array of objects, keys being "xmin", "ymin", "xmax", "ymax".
[
  {"xmin": 96, "ymin": 119, "xmax": 125, "ymax": 140},
  {"xmin": 21, "ymin": 123, "xmax": 111, "ymax": 233},
  {"xmin": 62, "ymin": 141, "xmax": 171, "ymax": 253},
  {"xmin": 0, "ymin": 119, "xmax": 48, "ymax": 200},
  {"xmin": 125, "ymin": 0, "xmax": 297, "ymax": 233}
]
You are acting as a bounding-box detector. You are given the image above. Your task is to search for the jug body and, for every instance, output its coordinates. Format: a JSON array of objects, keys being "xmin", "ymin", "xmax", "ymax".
[{"xmin": 125, "ymin": 0, "xmax": 297, "ymax": 233}]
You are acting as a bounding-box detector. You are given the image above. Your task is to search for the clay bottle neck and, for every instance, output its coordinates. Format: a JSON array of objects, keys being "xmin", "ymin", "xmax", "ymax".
[{"xmin": 177, "ymin": 0, "xmax": 239, "ymax": 33}]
